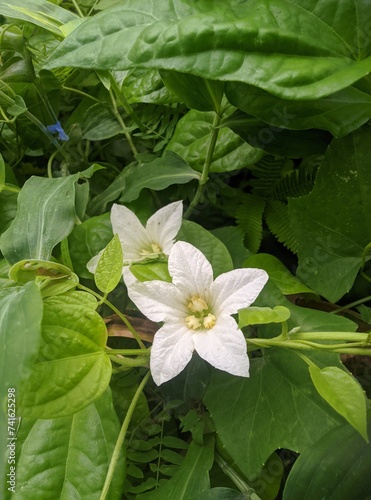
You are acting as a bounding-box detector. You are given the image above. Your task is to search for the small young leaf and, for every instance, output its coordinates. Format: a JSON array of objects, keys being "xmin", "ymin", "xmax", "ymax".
[
  {"xmin": 95, "ymin": 234, "xmax": 123, "ymax": 294},
  {"xmin": 239, "ymin": 306, "xmax": 290, "ymax": 327},
  {"xmin": 308, "ymin": 365, "xmax": 368, "ymax": 441}
]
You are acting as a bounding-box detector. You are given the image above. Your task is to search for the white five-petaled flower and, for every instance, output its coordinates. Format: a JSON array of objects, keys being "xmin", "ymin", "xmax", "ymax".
[
  {"xmin": 127, "ymin": 241, "xmax": 269, "ymax": 385},
  {"xmin": 87, "ymin": 201, "xmax": 183, "ymax": 280}
]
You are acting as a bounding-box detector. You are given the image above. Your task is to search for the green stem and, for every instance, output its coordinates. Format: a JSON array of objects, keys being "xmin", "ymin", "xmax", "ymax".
[
  {"xmin": 62, "ymin": 85, "xmax": 101, "ymax": 104},
  {"xmin": 184, "ymin": 113, "xmax": 221, "ymax": 218},
  {"xmin": 109, "ymin": 75, "xmax": 146, "ymax": 133},
  {"xmin": 108, "ymin": 87, "xmax": 138, "ymax": 156},
  {"xmin": 290, "ymin": 331, "xmax": 370, "ymax": 342},
  {"xmin": 215, "ymin": 453, "xmax": 261, "ymax": 499},
  {"xmin": 71, "ymin": 0, "xmax": 84, "ymax": 17},
  {"xmin": 330, "ymin": 295, "xmax": 371, "ymax": 314},
  {"xmin": 100, "ymin": 370, "xmax": 151, "ymax": 500},
  {"xmin": 77, "ymin": 283, "xmax": 146, "ymax": 349},
  {"xmin": 107, "ymin": 349, "xmax": 150, "ymax": 356}
]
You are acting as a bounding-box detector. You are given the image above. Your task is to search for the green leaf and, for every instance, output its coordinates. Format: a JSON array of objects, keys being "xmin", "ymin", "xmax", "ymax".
[
  {"xmin": 167, "ymin": 110, "xmax": 262, "ymax": 173},
  {"xmin": 204, "ymin": 349, "xmax": 345, "ymax": 479},
  {"xmin": 95, "ymin": 234, "xmax": 123, "ymax": 294},
  {"xmin": 264, "ymin": 200, "xmax": 298, "ymax": 254},
  {"xmin": 15, "ymin": 389, "xmax": 125, "ymax": 499},
  {"xmin": 288, "ymin": 124, "xmax": 371, "ymax": 302},
  {"xmin": 226, "ymin": 82, "xmax": 371, "ymax": 138},
  {"xmin": 178, "ymin": 220, "xmax": 233, "ymax": 277},
  {"xmin": 308, "ymin": 365, "xmax": 368, "ymax": 441},
  {"xmin": 137, "ymin": 437, "xmax": 215, "ymax": 500},
  {"xmin": 7, "ymin": 95, "xmax": 27, "ymax": 117},
  {"xmin": 124, "ymin": 68, "xmax": 177, "ymax": 105},
  {"xmin": 211, "ymin": 226, "xmax": 251, "ymax": 268},
  {"xmin": 238, "ymin": 306, "xmax": 290, "ymax": 327},
  {"xmin": 130, "ymin": 262, "xmax": 171, "ymax": 282},
  {"xmin": 82, "ymin": 103, "xmax": 122, "ymax": 140},
  {"xmin": 244, "ymin": 254, "xmax": 314, "ymax": 295},
  {"xmin": 68, "ymin": 213, "xmax": 113, "ymax": 279},
  {"xmin": 45, "ymin": 0, "xmax": 371, "ymax": 99},
  {"xmin": 119, "ymin": 152, "xmax": 200, "ymax": 203},
  {"xmin": 283, "ymin": 411, "xmax": 371, "ymax": 500},
  {"xmin": 9, "ymin": 259, "xmax": 76, "ymax": 284},
  {"xmin": 19, "ymin": 297, "xmax": 111, "ymax": 418},
  {"xmin": 0, "ymin": 0, "xmax": 79, "ymax": 37},
  {"xmin": 0, "ymin": 175, "xmax": 78, "ymax": 264},
  {"xmin": 225, "ymin": 111, "xmax": 332, "ymax": 158},
  {"xmin": 0, "ymin": 283, "xmax": 43, "ymax": 497},
  {"xmin": 160, "ymin": 70, "xmax": 224, "ymax": 112}
]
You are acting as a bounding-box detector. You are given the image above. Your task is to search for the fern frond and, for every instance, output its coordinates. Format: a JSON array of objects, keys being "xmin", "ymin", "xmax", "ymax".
[
  {"xmin": 273, "ymin": 164, "xmax": 318, "ymax": 200},
  {"xmin": 236, "ymin": 194, "xmax": 265, "ymax": 253},
  {"xmin": 265, "ymin": 200, "xmax": 298, "ymax": 253},
  {"xmin": 250, "ymin": 155, "xmax": 289, "ymax": 198}
]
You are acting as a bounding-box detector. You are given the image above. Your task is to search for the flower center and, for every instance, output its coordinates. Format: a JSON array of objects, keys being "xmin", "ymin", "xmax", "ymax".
[
  {"xmin": 185, "ymin": 295, "xmax": 216, "ymax": 330},
  {"xmin": 139, "ymin": 242, "xmax": 163, "ymax": 257}
]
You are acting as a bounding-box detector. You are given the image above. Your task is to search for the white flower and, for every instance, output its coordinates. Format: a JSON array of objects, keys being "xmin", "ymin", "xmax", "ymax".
[
  {"xmin": 87, "ymin": 201, "xmax": 183, "ymax": 279},
  {"xmin": 127, "ymin": 241, "xmax": 269, "ymax": 385}
]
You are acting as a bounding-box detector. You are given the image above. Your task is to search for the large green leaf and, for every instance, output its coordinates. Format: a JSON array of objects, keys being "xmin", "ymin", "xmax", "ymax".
[
  {"xmin": 137, "ymin": 437, "xmax": 215, "ymax": 500},
  {"xmin": 0, "ymin": 176, "xmax": 77, "ymax": 264},
  {"xmin": 204, "ymin": 281, "xmax": 357, "ymax": 478},
  {"xmin": 15, "ymin": 389, "xmax": 125, "ymax": 499},
  {"xmin": 19, "ymin": 294, "xmax": 111, "ymax": 418},
  {"xmin": 119, "ymin": 152, "xmax": 200, "ymax": 203},
  {"xmin": 167, "ymin": 110, "xmax": 262, "ymax": 173},
  {"xmin": 288, "ymin": 124, "xmax": 371, "ymax": 302},
  {"xmin": 178, "ymin": 220, "xmax": 233, "ymax": 277},
  {"xmin": 204, "ymin": 349, "xmax": 345, "ymax": 480},
  {"xmin": 283, "ymin": 411, "xmax": 371, "ymax": 500},
  {"xmin": 45, "ymin": 0, "xmax": 371, "ymax": 100},
  {"xmin": 95, "ymin": 234, "xmax": 123, "ymax": 294},
  {"xmin": 226, "ymin": 82, "xmax": 371, "ymax": 138},
  {"xmin": 0, "ymin": 283, "xmax": 43, "ymax": 499}
]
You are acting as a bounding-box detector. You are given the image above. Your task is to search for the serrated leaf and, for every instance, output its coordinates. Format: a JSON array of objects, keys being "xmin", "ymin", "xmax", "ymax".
[
  {"xmin": 19, "ymin": 299, "xmax": 111, "ymax": 418},
  {"xmin": 15, "ymin": 389, "xmax": 125, "ymax": 499},
  {"xmin": 309, "ymin": 365, "xmax": 368, "ymax": 441},
  {"xmin": 167, "ymin": 109, "xmax": 262, "ymax": 173},
  {"xmin": 95, "ymin": 234, "xmax": 123, "ymax": 293},
  {"xmin": 265, "ymin": 200, "xmax": 298, "ymax": 254},
  {"xmin": 177, "ymin": 220, "xmax": 233, "ymax": 277},
  {"xmin": 238, "ymin": 306, "xmax": 290, "ymax": 327}
]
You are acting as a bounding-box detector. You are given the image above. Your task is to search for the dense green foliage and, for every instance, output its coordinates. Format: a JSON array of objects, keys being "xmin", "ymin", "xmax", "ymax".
[{"xmin": 1, "ymin": 0, "xmax": 371, "ymax": 498}]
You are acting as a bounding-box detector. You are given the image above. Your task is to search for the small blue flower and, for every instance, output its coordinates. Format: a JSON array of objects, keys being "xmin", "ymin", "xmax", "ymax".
[{"xmin": 46, "ymin": 121, "xmax": 69, "ymax": 141}]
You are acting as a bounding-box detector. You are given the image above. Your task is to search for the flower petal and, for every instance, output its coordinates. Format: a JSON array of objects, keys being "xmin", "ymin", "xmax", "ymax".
[
  {"xmin": 210, "ymin": 268, "xmax": 269, "ymax": 316},
  {"xmin": 146, "ymin": 201, "xmax": 183, "ymax": 254},
  {"xmin": 86, "ymin": 250, "xmax": 103, "ymax": 274},
  {"xmin": 128, "ymin": 279, "xmax": 188, "ymax": 322},
  {"xmin": 110, "ymin": 204, "xmax": 149, "ymax": 258},
  {"xmin": 150, "ymin": 323, "xmax": 195, "ymax": 385},
  {"xmin": 193, "ymin": 316, "xmax": 249, "ymax": 377},
  {"xmin": 168, "ymin": 241, "xmax": 214, "ymax": 298}
]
